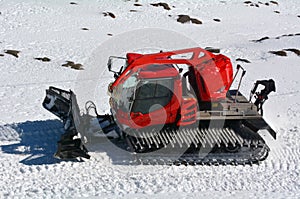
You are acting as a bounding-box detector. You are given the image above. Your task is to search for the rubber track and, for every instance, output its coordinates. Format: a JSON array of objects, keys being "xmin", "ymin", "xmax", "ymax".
[{"xmin": 125, "ymin": 128, "xmax": 270, "ymax": 166}]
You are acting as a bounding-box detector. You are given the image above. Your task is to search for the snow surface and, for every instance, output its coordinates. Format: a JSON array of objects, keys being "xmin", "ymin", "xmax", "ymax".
[{"xmin": 0, "ymin": 0, "xmax": 299, "ymax": 198}]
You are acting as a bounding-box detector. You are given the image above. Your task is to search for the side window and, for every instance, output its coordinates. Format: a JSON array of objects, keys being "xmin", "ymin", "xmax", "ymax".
[
  {"xmin": 155, "ymin": 80, "xmax": 172, "ymax": 98},
  {"xmin": 135, "ymin": 82, "xmax": 156, "ymax": 99},
  {"xmin": 132, "ymin": 79, "xmax": 174, "ymax": 114}
]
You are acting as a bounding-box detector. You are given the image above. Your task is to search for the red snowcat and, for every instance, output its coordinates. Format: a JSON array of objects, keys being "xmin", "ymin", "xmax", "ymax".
[{"xmin": 43, "ymin": 47, "xmax": 276, "ymax": 165}]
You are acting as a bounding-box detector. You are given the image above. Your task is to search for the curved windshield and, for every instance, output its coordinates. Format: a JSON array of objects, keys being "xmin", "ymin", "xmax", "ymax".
[
  {"xmin": 112, "ymin": 74, "xmax": 138, "ymax": 112},
  {"xmin": 112, "ymin": 74, "xmax": 174, "ymax": 115}
]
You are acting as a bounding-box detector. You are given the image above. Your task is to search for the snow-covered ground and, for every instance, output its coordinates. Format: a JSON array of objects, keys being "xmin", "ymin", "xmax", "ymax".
[{"xmin": 0, "ymin": 0, "xmax": 299, "ymax": 198}]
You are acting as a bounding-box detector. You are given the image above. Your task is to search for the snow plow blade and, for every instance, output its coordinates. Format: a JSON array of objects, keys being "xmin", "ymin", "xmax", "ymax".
[{"xmin": 42, "ymin": 87, "xmax": 90, "ymax": 159}]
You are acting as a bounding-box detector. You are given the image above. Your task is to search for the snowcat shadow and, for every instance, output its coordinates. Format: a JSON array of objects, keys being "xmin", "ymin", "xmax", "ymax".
[
  {"xmin": 1, "ymin": 120, "xmax": 84, "ymax": 165},
  {"xmin": 83, "ymin": 137, "xmax": 138, "ymax": 166}
]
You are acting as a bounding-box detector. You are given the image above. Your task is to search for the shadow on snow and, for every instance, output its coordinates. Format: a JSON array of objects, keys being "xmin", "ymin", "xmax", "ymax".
[
  {"xmin": 0, "ymin": 119, "xmax": 131, "ymax": 166},
  {"xmin": 0, "ymin": 120, "xmax": 83, "ymax": 165}
]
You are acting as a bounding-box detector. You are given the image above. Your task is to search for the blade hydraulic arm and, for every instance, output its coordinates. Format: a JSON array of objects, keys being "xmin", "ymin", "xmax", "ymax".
[{"xmin": 249, "ymin": 79, "xmax": 276, "ymax": 115}]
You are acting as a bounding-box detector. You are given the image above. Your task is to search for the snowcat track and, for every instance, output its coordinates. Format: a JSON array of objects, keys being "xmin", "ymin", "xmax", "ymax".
[
  {"xmin": 42, "ymin": 86, "xmax": 273, "ymax": 164},
  {"xmin": 124, "ymin": 128, "xmax": 269, "ymax": 166}
]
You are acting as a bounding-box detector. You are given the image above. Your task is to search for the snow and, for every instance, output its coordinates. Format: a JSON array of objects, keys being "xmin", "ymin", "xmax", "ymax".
[{"xmin": 0, "ymin": 0, "xmax": 300, "ymax": 198}]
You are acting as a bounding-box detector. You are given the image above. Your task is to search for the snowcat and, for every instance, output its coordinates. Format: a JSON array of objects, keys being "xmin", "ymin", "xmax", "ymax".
[{"xmin": 43, "ymin": 47, "xmax": 276, "ymax": 165}]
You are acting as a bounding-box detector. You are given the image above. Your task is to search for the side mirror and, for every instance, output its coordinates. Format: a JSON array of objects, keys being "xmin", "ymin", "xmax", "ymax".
[
  {"xmin": 118, "ymin": 66, "xmax": 124, "ymax": 75},
  {"xmin": 108, "ymin": 58, "xmax": 112, "ymax": 71},
  {"xmin": 113, "ymin": 73, "xmax": 119, "ymax": 79}
]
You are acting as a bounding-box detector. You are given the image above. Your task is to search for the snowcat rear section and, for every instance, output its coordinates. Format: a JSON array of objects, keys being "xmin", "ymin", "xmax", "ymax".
[{"xmin": 197, "ymin": 89, "xmax": 277, "ymax": 140}]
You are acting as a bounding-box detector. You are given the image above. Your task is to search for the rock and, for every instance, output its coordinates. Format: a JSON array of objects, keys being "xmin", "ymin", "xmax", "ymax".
[
  {"xmin": 71, "ymin": 63, "xmax": 83, "ymax": 70},
  {"xmin": 62, "ymin": 61, "xmax": 84, "ymax": 70},
  {"xmin": 284, "ymin": 48, "xmax": 300, "ymax": 56},
  {"xmin": 190, "ymin": 18, "xmax": 202, "ymax": 24},
  {"xmin": 4, "ymin": 50, "xmax": 20, "ymax": 58},
  {"xmin": 177, "ymin": 15, "xmax": 202, "ymax": 25},
  {"xmin": 270, "ymin": 1, "xmax": 278, "ymax": 5},
  {"xmin": 269, "ymin": 50, "xmax": 287, "ymax": 56},
  {"xmin": 205, "ymin": 47, "xmax": 220, "ymax": 53},
  {"xmin": 103, "ymin": 12, "xmax": 116, "ymax": 18},
  {"xmin": 177, "ymin": 15, "xmax": 190, "ymax": 23},
  {"xmin": 252, "ymin": 36, "xmax": 269, "ymax": 43},
  {"xmin": 34, "ymin": 57, "xmax": 51, "ymax": 62},
  {"xmin": 150, "ymin": 3, "xmax": 171, "ymax": 10}
]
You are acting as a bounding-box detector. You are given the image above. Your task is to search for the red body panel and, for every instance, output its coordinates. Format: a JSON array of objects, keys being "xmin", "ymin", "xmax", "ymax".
[
  {"xmin": 190, "ymin": 53, "xmax": 233, "ymax": 101},
  {"xmin": 177, "ymin": 97, "xmax": 197, "ymax": 126},
  {"xmin": 109, "ymin": 48, "xmax": 233, "ymax": 129}
]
